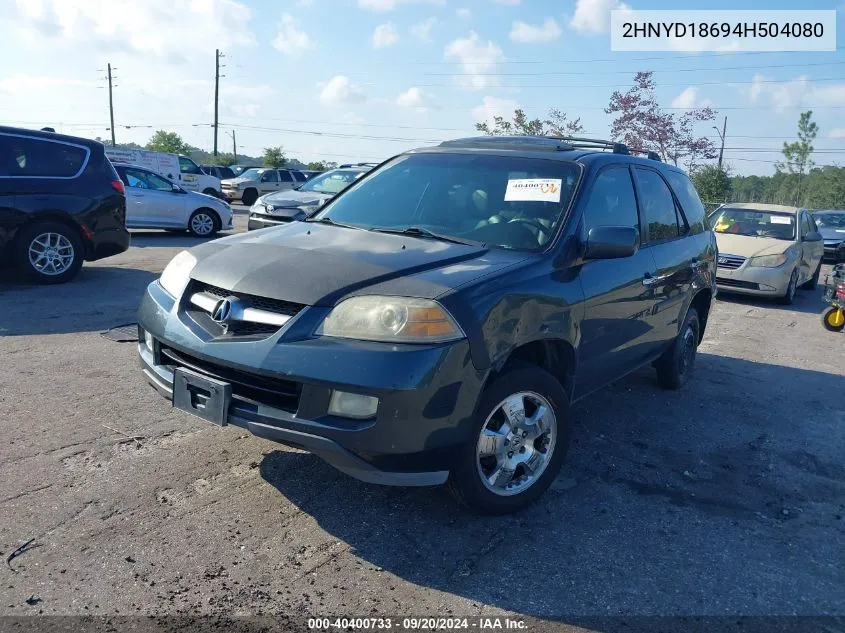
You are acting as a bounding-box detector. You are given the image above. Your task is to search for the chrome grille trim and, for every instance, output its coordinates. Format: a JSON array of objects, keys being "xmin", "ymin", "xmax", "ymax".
[
  {"xmin": 189, "ymin": 292, "xmax": 292, "ymax": 327},
  {"xmin": 717, "ymin": 253, "xmax": 746, "ymax": 270}
]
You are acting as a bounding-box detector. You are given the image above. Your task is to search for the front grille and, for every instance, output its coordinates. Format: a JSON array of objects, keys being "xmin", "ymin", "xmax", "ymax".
[
  {"xmin": 193, "ymin": 281, "xmax": 305, "ymax": 317},
  {"xmin": 717, "ymin": 254, "xmax": 746, "ymax": 270},
  {"xmin": 717, "ymin": 277, "xmax": 760, "ymax": 290},
  {"xmin": 160, "ymin": 345, "xmax": 301, "ymax": 413}
]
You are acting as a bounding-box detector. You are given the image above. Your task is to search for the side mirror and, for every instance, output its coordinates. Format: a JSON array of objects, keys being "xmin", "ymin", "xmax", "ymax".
[
  {"xmin": 804, "ymin": 231, "xmax": 823, "ymax": 242},
  {"xmin": 585, "ymin": 226, "xmax": 640, "ymax": 259},
  {"xmin": 171, "ymin": 184, "xmax": 183, "ymax": 193}
]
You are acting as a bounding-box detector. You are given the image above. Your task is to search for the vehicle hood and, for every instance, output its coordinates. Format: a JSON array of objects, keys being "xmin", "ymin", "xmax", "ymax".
[
  {"xmin": 261, "ymin": 189, "xmax": 331, "ymax": 208},
  {"xmin": 714, "ymin": 233, "xmax": 794, "ymax": 258},
  {"xmin": 221, "ymin": 177, "xmax": 253, "ymax": 186},
  {"xmin": 186, "ymin": 190, "xmax": 228, "ymax": 207},
  {"xmin": 187, "ymin": 222, "xmax": 527, "ymax": 306},
  {"xmin": 818, "ymin": 226, "xmax": 845, "ymax": 241}
]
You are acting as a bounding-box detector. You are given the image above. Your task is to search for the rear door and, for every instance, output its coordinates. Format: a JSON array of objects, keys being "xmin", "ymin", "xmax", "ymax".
[
  {"xmin": 259, "ymin": 169, "xmax": 280, "ymax": 194},
  {"xmin": 799, "ymin": 211, "xmax": 823, "ymax": 281},
  {"xmin": 121, "ymin": 167, "xmax": 185, "ymax": 228},
  {"xmin": 575, "ymin": 164, "xmax": 660, "ymax": 397},
  {"xmin": 279, "ymin": 170, "xmax": 296, "ymax": 192}
]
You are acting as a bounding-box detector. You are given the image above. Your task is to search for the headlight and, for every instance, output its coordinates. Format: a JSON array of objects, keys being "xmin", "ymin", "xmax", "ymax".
[
  {"xmin": 159, "ymin": 250, "xmax": 197, "ymax": 298},
  {"xmin": 316, "ymin": 296, "xmax": 464, "ymax": 343},
  {"xmin": 747, "ymin": 253, "xmax": 789, "ymax": 268}
]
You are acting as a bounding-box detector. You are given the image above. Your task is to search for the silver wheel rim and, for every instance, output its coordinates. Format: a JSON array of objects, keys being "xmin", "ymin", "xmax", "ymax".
[
  {"xmin": 28, "ymin": 232, "xmax": 75, "ymax": 276},
  {"xmin": 191, "ymin": 213, "xmax": 214, "ymax": 236},
  {"xmin": 476, "ymin": 391, "xmax": 557, "ymax": 497}
]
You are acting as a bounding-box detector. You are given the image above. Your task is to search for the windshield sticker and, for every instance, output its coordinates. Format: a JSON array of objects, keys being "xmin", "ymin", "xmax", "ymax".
[
  {"xmin": 769, "ymin": 216, "xmax": 792, "ymax": 224},
  {"xmin": 504, "ymin": 179, "xmax": 562, "ymax": 203}
]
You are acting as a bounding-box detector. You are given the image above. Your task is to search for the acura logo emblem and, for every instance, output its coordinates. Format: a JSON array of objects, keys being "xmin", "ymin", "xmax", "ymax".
[{"xmin": 211, "ymin": 298, "xmax": 234, "ymax": 323}]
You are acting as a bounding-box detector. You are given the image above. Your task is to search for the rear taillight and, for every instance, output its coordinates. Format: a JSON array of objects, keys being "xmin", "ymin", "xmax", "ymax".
[{"xmin": 111, "ymin": 179, "xmax": 125, "ymax": 194}]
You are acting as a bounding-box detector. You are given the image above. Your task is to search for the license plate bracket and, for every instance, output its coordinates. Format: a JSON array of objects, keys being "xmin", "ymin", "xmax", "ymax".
[{"xmin": 172, "ymin": 367, "xmax": 232, "ymax": 426}]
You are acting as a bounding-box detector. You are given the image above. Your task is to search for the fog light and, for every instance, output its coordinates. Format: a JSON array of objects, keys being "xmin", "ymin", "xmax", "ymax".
[
  {"xmin": 144, "ymin": 330, "xmax": 154, "ymax": 351},
  {"xmin": 328, "ymin": 390, "xmax": 378, "ymax": 419}
]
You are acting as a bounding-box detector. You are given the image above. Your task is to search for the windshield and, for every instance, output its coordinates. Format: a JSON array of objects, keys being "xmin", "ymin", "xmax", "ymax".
[
  {"xmin": 711, "ymin": 208, "xmax": 796, "ymax": 241},
  {"xmin": 299, "ymin": 169, "xmax": 362, "ymax": 194},
  {"xmin": 316, "ymin": 153, "xmax": 580, "ymax": 251},
  {"xmin": 238, "ymin": 168, "xmax": 262, "ymax": 180},
  {"xmin": 813, "ymin": 212, "xmax": 845, "ymax": 228}
]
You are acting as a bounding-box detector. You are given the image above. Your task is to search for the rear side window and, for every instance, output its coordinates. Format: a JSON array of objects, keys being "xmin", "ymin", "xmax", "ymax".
[
  {"xmin": 219, "ymin": 167, "xmax": 234, "ymax": 179},
  {"xmin": 279, "ymin": 170, "xmax": 294, "ymax": 183},
  {"xmin": 0, "ymin": 134, "xmax": 88, "ymax": 178},
  {"xmin": 664, "ymin": 170, "xmax": 708, "ymax": 234},
  {"xmin": 582, "ymin": 166, "xmax": 639, "ymax": 232},
  {"xmin": 292, "ymin": 171, "xmax": 308, "ymax": 182},
  {"xmin": 261, "ymin": 170, "xmax": 280, "ymax": 183},
  {"xmin": 634, "ymin": 167, "xmax": 680, "ymax": 244}
]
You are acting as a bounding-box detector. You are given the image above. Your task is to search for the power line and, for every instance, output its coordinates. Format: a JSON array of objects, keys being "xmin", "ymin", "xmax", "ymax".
[{"xmin": 409, "ymin": 76, "xmax": 845, "ymax": 89}]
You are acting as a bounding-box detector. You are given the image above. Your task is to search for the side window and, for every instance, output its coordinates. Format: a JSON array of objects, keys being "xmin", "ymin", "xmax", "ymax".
[
  {"xmin": 800, "ymin": 213, "xmax": 813, "ymax": 238},
  {"xmin": 147, "ymin": 172, "xmax": 174, "ymax": 191},
  {"xmin": 582, "ymin": 166, "xmax": 639, "ymax": 232},
  {"xmin": 123, "ymin": 168, "xmax": 150, "ymax": 189},
  {"xmin": 178, "ymin": 156, "xmax": 202, "ymax": 175},
  {"xmin": 292, "ymin": 171, "xmax": 308, "ymax": 182},
  {"xmin": 279, "ymin": 170, "xmax": 294, "ymax": 183},
  {"xmin": 261, "ymin": 170, "xmax": 279, "ymax": 183},
  {"xmin": 634, "ymin": 168, "xmax": 680, "ymax": 244},
  {"xmin": 0, "ymin": 134, "xmax": 87, "ymax": 178},
  {"xmin": 665, "ymin": 170, "xmax": 707, "ymax": 234}
]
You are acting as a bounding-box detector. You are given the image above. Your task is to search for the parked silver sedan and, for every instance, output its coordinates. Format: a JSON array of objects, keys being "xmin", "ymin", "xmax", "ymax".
[{"xmin": 114, "ymin": 164, "xmax": 233, "ymax": 237}]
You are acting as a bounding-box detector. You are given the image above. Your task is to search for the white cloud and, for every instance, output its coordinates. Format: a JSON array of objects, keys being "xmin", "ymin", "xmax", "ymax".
[
  {"xmin": 444, "ymin": 31, "xmax": 505, "ymax": 89},
  {"xmin": 456, "ymin": 8, "xmax": 471, "ymax": 19},
  {"xmin": 372, "ymin": 22, "xmax": 399, "ymax": 48},
  {"xmin": 410, "ymin": 17, "xmax": 438, "ymax": 41},
  {"xmin": 272, "ymin": 14, "xmax": 315, "ymax": 57},
  {"xmin": 396, "ymin": 87, "xmax": 436, "ymax": 111},
  {"xmin": 570, "ymin": 0, "xmax": 630, "ymax": 35},
  {"xmin": 10, "ymin": 0, "xmax": 256, "ymax": 59},
  {"xmin": 830, "ymin": 129, "xmax": 845, "ymax": 139},
  {"xmin": 509, "ymin": 17, "xmax": 561, "ymax": 43},
  {"xmin": 748, "ymin": 74, "xmax": 845, "ymax": 112},
  {"xmin": 358, "ymin": 0, "xmax": 444, "ymax": 12},
  {"xmin": 472, "ymin": 96, "xmax": 520, "ymax": 125},
  {"xmin": 671, "ymin": 87, "xmax": 701, "ymax": 109},
  {"xmin": 318, "ymin": 75, "xmax": 366, "ymax": 105}
]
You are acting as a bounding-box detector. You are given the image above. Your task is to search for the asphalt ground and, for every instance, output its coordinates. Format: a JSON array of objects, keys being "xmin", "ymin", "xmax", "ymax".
[{"xmin": 1, "ymin": 207, "xmax": 843, "ymax": 631}]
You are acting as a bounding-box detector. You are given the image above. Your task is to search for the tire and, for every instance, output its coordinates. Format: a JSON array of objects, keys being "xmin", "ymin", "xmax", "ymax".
[
  {"xmin": 802, "ymin": 260, "xmax": 822, "ymax": 290},
  {"xmin": 14, "ymin": 222, "xmax": 84, "ymax": 284},
  {"xmin": 187, "ymin": 209, "xmax": 220, "ymax": 238},
  {"xmin": 448, "ymin": 363, "xmax": 570, "ymax": 515},
  {"xmin": 655, "ymin": 307, "xmax": 700, "ymax": 390},
  {"xmin": 241, "ymin": 189, "xmax": 258, "ymax": 206},
  {"xmin": 779, "ymin": 269, "xmax": 798, "ymax": 305},
  {"xmin": 202, "ymin": 187, "xmax": 217, "ymax": 197},
  {"xmin": 822, "ymin": 307, "xmax": 845, "ymax": 332}
]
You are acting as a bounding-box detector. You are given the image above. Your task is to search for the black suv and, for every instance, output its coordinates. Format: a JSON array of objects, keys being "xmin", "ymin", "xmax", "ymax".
[
  {"xmin": 0, "ymin": 126, "xmax": 129, "ymax": 283},
  {"xmin": 137, "ymin": 136, "xmax": 716, "ymax": 514}
]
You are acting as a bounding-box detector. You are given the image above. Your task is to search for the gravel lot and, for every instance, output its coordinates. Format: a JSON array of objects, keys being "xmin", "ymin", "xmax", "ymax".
[{"xmin": 1, "ymin": 207, "xmax": 843, "ymax": 629}]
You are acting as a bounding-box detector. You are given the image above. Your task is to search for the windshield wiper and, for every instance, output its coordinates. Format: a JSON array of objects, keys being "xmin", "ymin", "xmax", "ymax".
[
  {"xmin": 369, "ymin": 226, "xmax": 483, "ymax": 247},
  {"xmin": 306, "ymin": 216, "xmax": 363, "ymax": 230}
]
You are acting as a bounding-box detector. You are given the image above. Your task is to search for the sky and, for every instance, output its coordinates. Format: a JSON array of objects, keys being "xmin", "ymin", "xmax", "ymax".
[{"xmin": 1, "ymin": 0, "xmax": 844, "ymax": 175}]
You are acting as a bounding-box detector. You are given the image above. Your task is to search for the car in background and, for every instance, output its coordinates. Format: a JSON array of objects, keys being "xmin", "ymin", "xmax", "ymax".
[
  {"xmin": 114, "ymin": 164, "xmax": 232, "ymax": 237},
  {"xmin": 0, "ymin": 125, "xmax": 129, "ymax": 284},
  {"xmin": 247, "ymin": 166, "xmax": 371, "ymax": 231},
  {"xmin": 105, "ymin": 148, "xmax": 221, "ymax": 198},
  {"xmin": 811, "ymin": 209, "xmax": 845, "ymax": 262},
  {"xmin": 299, "ymin": 170, "xmax": 322, "ymax": 180},
  {"xmin": 229, "ymin": 164, "xmax": 255, "ymax": 177},
  {"xmin": 200, "ymin": 165, "xmax": 236, "ymax": 181},
  {"xmin": 137, "ymin": 135, "xmax": 717, "ymax": 514},
  {"xmin": 712, "ymin": 203, "xmax": 824, "ymax": 304},
  {"xmin": 221, "ymin": 168, "xmax": 306, "ymax": 206}
]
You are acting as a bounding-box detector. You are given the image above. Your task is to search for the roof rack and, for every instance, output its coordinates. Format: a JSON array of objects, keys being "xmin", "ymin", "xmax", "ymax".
[
  {"xmin": 547, "ymin": 137, "xmax": 630, "ymax": 155},
  {"xmin": 338, "ymin": 162, "xmax": 379, "ymax": 168}
]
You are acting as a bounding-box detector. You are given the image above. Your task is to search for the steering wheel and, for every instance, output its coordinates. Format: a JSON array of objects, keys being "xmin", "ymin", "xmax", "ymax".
[{"xmin": 507, "ymin": 217, "xmax": 552, "ymax": 240}]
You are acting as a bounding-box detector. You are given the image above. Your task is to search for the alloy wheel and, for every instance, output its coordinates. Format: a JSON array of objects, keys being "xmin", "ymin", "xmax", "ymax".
[
  {"xmin": 475, "ymin": 391, "xmax": 557, "ymax": 496},
  {"xmin": 191, "ymin": 213, "xmax": 215, "ymax": 236},
  {"xmin": 28, "ymin": 232, "xmax": 75, "ymax": 276}
]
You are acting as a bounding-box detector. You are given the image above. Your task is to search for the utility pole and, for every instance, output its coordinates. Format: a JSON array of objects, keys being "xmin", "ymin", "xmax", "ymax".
[
  {"xmin": 107, "ymin": 63, "xmax": 116, "ymax": 146},
  {"xmin": 213, "ymin": 49, "xmax": 223, "ymax": 157},
  {"xmin": 226, "ymin": 129, "xmax": 237, "ymax": 163},
  {"xmin": 713, "ymin": 116, "xmax": 727, "ymax": 170}
]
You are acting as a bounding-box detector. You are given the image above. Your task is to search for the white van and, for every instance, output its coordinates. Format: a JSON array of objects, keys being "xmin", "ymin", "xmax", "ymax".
[{"xmin": 105, "ymin": 148, "xmax": 221, "ymax": 197}]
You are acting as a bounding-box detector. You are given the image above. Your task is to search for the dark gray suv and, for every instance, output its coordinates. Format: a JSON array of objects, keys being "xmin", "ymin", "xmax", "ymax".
[{"xmin": 137, "ymin": 136, "xmax": 717, "ymax": 514}]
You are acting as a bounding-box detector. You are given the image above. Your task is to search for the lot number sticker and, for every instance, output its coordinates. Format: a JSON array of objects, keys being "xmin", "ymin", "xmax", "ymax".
[
  {"xmin": 769, "ymin": 215, "xmax": 792, "ymax": 224},
  {"xmin": 504, "ymin": 179, "xmax": 563, "ymax": 203}
]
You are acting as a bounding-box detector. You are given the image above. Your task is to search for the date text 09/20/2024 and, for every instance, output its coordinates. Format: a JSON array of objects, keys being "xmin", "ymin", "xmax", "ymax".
[{"xmin": 307, "ymin": 617, "xmax": 528, "ymax": 630}]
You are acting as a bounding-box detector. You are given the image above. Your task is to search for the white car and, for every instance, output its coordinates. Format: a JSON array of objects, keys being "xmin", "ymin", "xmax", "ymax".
[
  {"xmin": 106, "ymin": 148, "xmax": 221, "ymax": 197},
  {"xmin": 114, "ymin": 164, "xmax": 233, "ymax": 237}
]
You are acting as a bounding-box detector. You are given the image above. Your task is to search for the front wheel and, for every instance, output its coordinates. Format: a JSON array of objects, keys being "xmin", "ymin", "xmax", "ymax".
[
  {"xmin": 241, "ymin": 189, "xmax": 258, "ymax": 206},
  {"xmin": 448, "ymin": 364, "xmax": 570, "ymax": 515},
  {"xmin": 188, "ymin": 209, "xmax": 220, "ymax": 237},
  {"xmin": 14, "ymin": 222, "xmax": 84, "ymax": 284},
  {"xmin": 802, "ymin": 260, "xmax": 822, "ymax": 290},
  {"xmin": 202, "ymin": 187, "xmax": 218, "ymax": 198},
  {"xmin": 822, "ymin": 307, "xmax": 845, "ymax": 332},
  {"xmin": 780, "ymin": 269, "xmax": 798, "ymax": 305},
  {"xmin": 655, "ymin": 307, "xmax": 700, "ymax": 390}
]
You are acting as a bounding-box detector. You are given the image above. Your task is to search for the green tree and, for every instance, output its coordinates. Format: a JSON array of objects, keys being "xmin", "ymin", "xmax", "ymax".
[
  {"xmin": 262, "ymin": 146, "xmax": 286, "ymax": 168},
  {"xmin": 212, "ymin": 153, "xmax": 237, "ymax": 167},
  {"xmin": 475, "ymin": 108, "xmax": 584, "ymax": 136},
  {"xmin": 691, "ymin": 165, "xmax": 731, "ymax": 210},
  {"xmin": 146, "ymin": 130, "xmax": 191, "ymax": 155},
  {"xmin": 306, "ymin": 161, "xmax": 328, "ymax": 171},
  {"xmin": 776, "ymin": 110, "xmax": 818, "ymax": 204}
]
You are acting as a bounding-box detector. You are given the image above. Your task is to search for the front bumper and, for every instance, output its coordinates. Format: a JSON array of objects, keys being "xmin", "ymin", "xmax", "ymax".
[
  {"xmin": 716, "ymin": 263, "xmax": 793, "ymax": 297},
  {"xmin": 222, "ymin": 189, "xmax": 241, "ymax": 202},
  {"xmin": 137, "ymin": 281, "xmax": 485, "ymax": 486},
  {"xmin": 247, "ymin": 213, "xmax": 292, "ymax": 231}
]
